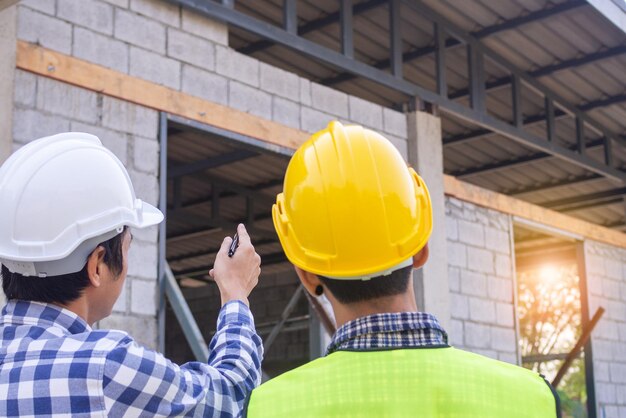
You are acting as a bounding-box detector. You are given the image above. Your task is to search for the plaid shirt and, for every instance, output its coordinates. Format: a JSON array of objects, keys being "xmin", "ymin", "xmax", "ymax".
[
  {"xmin": 0, "ymin": 299, "xmax": 263, "ymax": 417},
  {"xmin": 326, "ymin": 311, "xmax": 448, "ymax": 355}
]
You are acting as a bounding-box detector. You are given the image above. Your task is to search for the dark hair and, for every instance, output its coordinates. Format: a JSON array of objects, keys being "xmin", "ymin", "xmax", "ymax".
[
  {"xmin": 318, "ymin": 265, "xmax": 412, "ymax": 304},
  {"xmin": 1, "ymin": 227, "xmax": 128, "ymax": 305}
]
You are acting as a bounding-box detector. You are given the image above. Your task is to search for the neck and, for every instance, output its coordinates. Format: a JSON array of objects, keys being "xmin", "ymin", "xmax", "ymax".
[
  {"xmin": 58, "ymin": 296, "xmax": 93, "ymax": 325},
  {"xmin": 328, "ymin": 290, "xmax": 418, "ymax": 329}
]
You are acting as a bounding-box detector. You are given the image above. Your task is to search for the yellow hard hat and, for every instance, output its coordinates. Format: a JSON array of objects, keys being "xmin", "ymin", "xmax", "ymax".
[{"xmin": 272, "ymin": 121, "xmax": 433, "ymax": 279}]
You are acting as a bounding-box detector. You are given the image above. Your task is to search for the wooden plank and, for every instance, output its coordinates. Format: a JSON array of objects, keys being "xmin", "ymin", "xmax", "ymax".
[
  {"xmin": 15, "ymin": 41, "xmax": 626, "ymax": 249},
  {"xmin": 444, "ymin": 175, "xmax": 626, "ymax": 248},
  {"xmin": 15, "ymin": 41, "xmax": 309, "ymax": 150}
]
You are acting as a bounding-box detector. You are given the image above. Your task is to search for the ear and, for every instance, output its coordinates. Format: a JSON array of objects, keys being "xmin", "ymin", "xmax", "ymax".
[
  {"xmin": 86, "ymin": 246, "xmax": 106, "ymax": 288},
  {"xmin": 412, "ymin": 243, "xmax": 429, "ymax": 269},
  {"xmin": 294, "ymin": 266, "xmax": 323, "ymax": 297}
]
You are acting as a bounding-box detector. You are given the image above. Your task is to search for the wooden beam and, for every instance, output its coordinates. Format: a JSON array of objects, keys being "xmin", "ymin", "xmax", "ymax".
[
  {"xmin": 15, "ymin": 42, "xmax": 626, "ymax": 250},
  {"xmin": 444, "ymin": 175, "xmax": 626, "ymax": 249},
  {"xmin": 15, "ymin": 41, "xmax": 309, "ymax": 151}
]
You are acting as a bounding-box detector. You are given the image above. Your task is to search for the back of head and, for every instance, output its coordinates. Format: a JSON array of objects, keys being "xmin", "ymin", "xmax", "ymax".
[
  {"xmin": 272, "ymin": 121, "xmax": 433, "ymax": 298},
  {"xmin": 0, "ymin": 132, "xmax": 163, "ymax": 303}
]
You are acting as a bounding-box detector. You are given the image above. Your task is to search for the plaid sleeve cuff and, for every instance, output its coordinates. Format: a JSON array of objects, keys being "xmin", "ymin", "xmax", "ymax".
[{"xmin": 217, "ymin": 300, "xmax": 255, "ymax": 329}]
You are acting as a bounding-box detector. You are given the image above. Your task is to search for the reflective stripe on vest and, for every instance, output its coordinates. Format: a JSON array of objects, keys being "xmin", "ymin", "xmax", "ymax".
[{"xmin": 245, "ymin": 347, "xmax": 560, "ymax": 418}]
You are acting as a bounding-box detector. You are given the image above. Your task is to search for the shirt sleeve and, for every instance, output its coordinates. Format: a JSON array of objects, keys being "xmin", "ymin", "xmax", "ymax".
[{"xmin": 102, "ymin": 300, "xmax": 264, "ymax": 418}]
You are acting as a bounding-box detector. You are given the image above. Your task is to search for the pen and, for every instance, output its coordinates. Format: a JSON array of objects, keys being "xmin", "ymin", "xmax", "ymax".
[{"xmin": 228, "ymin": 232, "xmax": 239, "ymax": 257}]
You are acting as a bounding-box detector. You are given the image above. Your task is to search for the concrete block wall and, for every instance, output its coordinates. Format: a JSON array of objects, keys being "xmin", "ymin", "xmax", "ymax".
[
  {"xmin": 11, "ymin": 70, "xmax": 161, "ymax": 349},
  {"xmin": 584, "ymin": 241, "xmax": 626, "ymax": 418},
  {"xmin": 445, "ymin": 197, "xmax": 519, "ymax": 364}
]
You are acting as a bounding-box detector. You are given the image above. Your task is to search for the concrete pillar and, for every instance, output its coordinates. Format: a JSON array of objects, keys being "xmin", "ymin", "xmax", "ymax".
[
  {"xmin": 0, "ymin": 2, "xmax": 16, "ymax": 163},
  {"xmin": 407, "ymin": 109, "xmax": 451, "ymax": 330}
]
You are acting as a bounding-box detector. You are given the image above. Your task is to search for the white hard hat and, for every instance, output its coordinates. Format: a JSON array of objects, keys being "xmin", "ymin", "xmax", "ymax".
[{"xmin": 0, "ymin": 132, "xmax": 164, "ymax": 277}]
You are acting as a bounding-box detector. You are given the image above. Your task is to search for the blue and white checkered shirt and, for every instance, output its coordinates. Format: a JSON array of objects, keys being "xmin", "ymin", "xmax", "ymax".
[
  {"xmin": 0, "ymin": 299, "xmax": 263, "ymax": 417},
  {"xmin": 326, "ymin": 311, "xmax": 448, "ymax": 355}
]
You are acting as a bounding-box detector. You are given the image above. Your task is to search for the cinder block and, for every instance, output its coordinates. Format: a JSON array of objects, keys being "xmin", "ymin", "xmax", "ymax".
[
  {"xmin": 311, "ymin": 83, "xmax": 348, "ymax": 118},
  {"xmin": 487, "ymin": 276, "xmax": 512, "ymax": 302},
  {"xmin": 458, "ymin": 220, "xmax": 485, "ymax": 247},
  {"xmin": 446, "ymin": 216, "xmax": 458, "ymax": 241},
  {"xmin": 103, "ymin": 0, "xmax": 129, "ymax": 8},
  {"xmin": 299, "ymin": 77, "xmax": 312, "ymax": 106},
  {"xmin": 450, "ymin": 293, "xmax": 469, "ymax": 320},
  {"xmin": 99, "ymin": 314, "xmax": 157, "ymax": 349},
  {"xmin": 102, "ymin": 96, "xmax": 158, "ymax": 138},
  {"xmin": 131, "ymin": 278, "xmax": 157, "ymax": 315},
  {"xmin": 228, "ymin": 80, "xmax": 272, "ymax": 120},
  {"xmin": 593, "ymin": 339, "xmax": 614, "ymax": 361},
  {"xmin": 300, "ymin": 107, "xmax": 333, "ymax": 133},
  {"xmin": 13, "ymin": 70, "xmax": 37, "ymax": 107},
  {"xmin": 448, "ymin": 267, "xmax": 460, "ymax": 292},
  {"xmin": 619, "ymin": 322, "xmax": 626, "ymax": 342},
  {"xmin": 383, "ymin": 107, "xmax": 407, "ymax": 138},
  {"xmin": 608, "ymin": 300, "xmax": 626, "ymax": 321},
  {"xmin": 73, "ymin": 27, "xmax": 129, "ymax": 73},
  {"xmin": 12, "ymin": 108, "xmax": 70, "ymax": 143},
  {"xmin": 622, "ymin": 283, "xmax": 626, "ymax": 302},
  {"xmin": 495, "ymin": 302, "xmax": 514, "ymax": 327},
  {"xmin": 596, "ymin": 382, "xmax": 617, "ymax": 404},
  {"xmin": 485, "ymin": 227, "xmax": 510, "ymax": 254},
  {"xmin": 36, "ymin": 78, "xmax": 99, "ymax": 124},
  {"xmin": 112, "ymin": 280, "xmax": 128, "ymax": 313},
  {"xmin": 181, "ymin": 7, "xmax": 227, "ymax": 45},
  {"xmin": 497, "ymin": 352, "xmax": 517, "ymax": 365},
  {"xmin": 18, "ymin": 7, "xmax": 71, "ymax": 54},
  {"xmin": 20, "ymin": 0, "xmax": 55, "ymax": 15},
  {"xmin": 133, "ymin": 136, "xmax": 159, "ymax": 174},
  {"xmin": 167, "ymin": 28, "xmax": 215, "ymax": 70},
  {"xmin": 469, "ymin": 297, "xmax": 495, "ymax": 323},
  {"xmin": 181, "ymin": 64, "xmax": 228, "ymax": 106},
  {"xmin": 617, "ymin": 384, "xmax": 626, "ymax": 404},
  {"xmin": 587, "ymin": 253, "xmax": 606, "ymax": 276},
  {"xmin": 604, "ymin": 279, "xmax": 621, "ymax": 300},
  {"xmin": 114, "ymin": 8, "xmax": 165, "ymax": 54},
  {"xmin": 348, "ymin": 95, "xmax": 383, "ymax": 130},
  {"xmin": 464, "ymin": 322, "xmax": 491, "ymax": 348},
  {"xmin": 70, "ymin": 121, "xmax": 129, "ymax": 165},
  {"xmin": 447, "ymin": 241, "xmax": 467, "ymax": 268},
  {"xmin": 129, "ymin": 46, "xmax": 180, "ymax": 89},
  {"xmin": 127, "ymin": 238, "xmax": 158, "ymax": 279},
  {"xmin": 216, "ymin": 46, "xmax": 259, "ymax": 87},
  {"xmin": 606, "ymin": 258, "xmax": 622, "ymax": 280},
  {"xmin": 272, "ymin": 96, "xmax": 300, "ymax": 130},
  {"xmin": 495, "ymin": 254, "xmax": 512, "ymax": 279},
  {"xmin": 490, "ymin": 326, "xmax": 516, "ymax": 352},
  {"xmin": 259, "ymin": 62, "xmax": 300, "ymax": 102},
  {"xmin": 460, "ymin": 270, "xmax": 487, "ymax": 297},
  {"xmin": 467, "ymin": 246, "xmax": 494, "ymax": 274},
  {"xmin": 128, "ymin": 169, "xmax": 159, "ymax": 206},
  {"xmin": 130, "ymin": 0, "xmax": 180, "ymax": 27},
  {"xmin": 588, "ymin": 275, "xmax": 604, "ymax": 296},
  {"xmin": 448, "ymin": 318, "xmax": 463, "ymax": 346},
  {"xmin": 595, "ymin": 360, "xmax": 611, "ymax": 382},
  {"xmin": 58, "ymin": 0, "xmax": 113, "ymax": 35}
]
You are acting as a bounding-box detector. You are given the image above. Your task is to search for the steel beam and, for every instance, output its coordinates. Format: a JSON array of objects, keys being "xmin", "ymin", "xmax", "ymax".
[
  {"xmin": 509, "ymin": 174, "xmax": 604, "ymax": 197},
  {"xmin": 451, "ymin": 138, "xmax": 606, "ymax": 178},
  {"xmin": 263, "ymin": 286, "xmax": 304, "ymax": 353},
  {"xmin": 540, "ymin": 187, "xmax": 626, "ymax": 210},
  {"xmin": 389, "ymin": 0, "xmax": 402, "ymax": 79},
  {"xmin": 167, "ymin": 0, "xmax": 626, "ymax": 183},
  {"xmin": 238, "ymin": 0, "xmax": 386, "ymax": 55},
  {"xmin": 322, "ymin": 0, "xmax": 587, "ymax": 87},
  {"xmin": 167, "ymin": 149, "xmax": 258, "ymax": 179},
  {"xmin": 340, "ymin": 0, "xmax": 354, "ymax": 58}
]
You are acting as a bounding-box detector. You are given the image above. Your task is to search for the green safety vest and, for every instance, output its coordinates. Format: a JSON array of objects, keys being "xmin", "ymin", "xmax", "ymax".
[{"xmin": 245, "ymin": 347, "xmax": 560, "ymax": 417}]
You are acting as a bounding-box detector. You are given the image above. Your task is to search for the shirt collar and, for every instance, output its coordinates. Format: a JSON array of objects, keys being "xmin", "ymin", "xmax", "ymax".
[
  {"xmin": 1, "ymin": 300, "xmax": 91, "ymax": 335},
  {"xmin": 326, "ymin": 311, "xmax": 448, "ymax": 355}
]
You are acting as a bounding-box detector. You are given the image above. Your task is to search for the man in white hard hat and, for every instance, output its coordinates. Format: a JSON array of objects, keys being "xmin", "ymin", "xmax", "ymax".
[{"xmin": 0, "ymin": 133, "xmax": 263, "ymax": 416}]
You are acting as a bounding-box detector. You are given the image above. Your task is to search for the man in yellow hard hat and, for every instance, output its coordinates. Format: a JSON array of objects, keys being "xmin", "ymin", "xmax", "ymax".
[{"xmin": 244, "ymin": 121, "xmax": 561, "ymax": 417}]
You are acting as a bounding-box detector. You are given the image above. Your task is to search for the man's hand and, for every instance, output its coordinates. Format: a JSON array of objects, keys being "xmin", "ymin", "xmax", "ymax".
[{"xmin": 209, "ymin": 224, "xmax": 261, "ymax": 306}]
